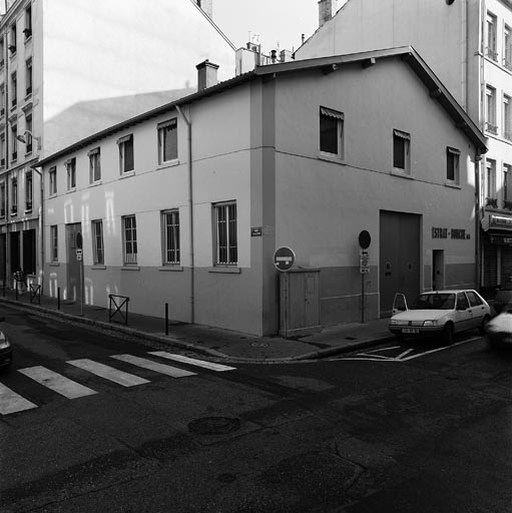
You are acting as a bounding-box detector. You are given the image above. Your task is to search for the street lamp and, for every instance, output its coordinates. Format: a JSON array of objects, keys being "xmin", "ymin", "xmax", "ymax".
[{"xmin": 16, "ymin": 129, "xmax": 41, "ymax": 151}]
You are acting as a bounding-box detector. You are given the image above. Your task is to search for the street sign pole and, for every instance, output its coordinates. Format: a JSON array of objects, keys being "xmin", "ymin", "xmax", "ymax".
[{"xmin": 358, "ymin": 231, "xmax": 371, "ymax": 323}]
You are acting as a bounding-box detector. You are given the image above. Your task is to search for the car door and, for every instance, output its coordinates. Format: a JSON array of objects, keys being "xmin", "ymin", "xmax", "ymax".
[
  {"xmin": 466, "ymin": 291, "xmax": 487, "ymax": 328},
  {"xmin": 454, "ymin": 292, "xmax": 472, "ymax": 332}
]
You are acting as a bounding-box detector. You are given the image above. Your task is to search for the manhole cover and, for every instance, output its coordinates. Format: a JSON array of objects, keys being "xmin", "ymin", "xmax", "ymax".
[
  {"xmin": 188, "ymin": 417, "xmax": 241, "ymax": 435},
  {"xmin": 250, "ymin": 341, "xmax": 268, "ymax": 348}
]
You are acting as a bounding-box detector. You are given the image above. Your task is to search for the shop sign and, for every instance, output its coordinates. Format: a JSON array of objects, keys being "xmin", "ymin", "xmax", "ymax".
[
  {"xmin": 489, "ymin": 215, "xmax": 512, "ymax": 229},
  {"xmin": 431, "ymin": 227, "xmax": 470, "ymax": 240},
  {"xmin": 490, "ymin": 236, "xmax": 512, "ymax": 246}
]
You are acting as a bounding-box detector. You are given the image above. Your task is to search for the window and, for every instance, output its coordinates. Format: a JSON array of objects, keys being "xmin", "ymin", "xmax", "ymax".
[
  {"xmin": 24, "ymin": 5, "xmax": 32, "ymax": 40},
  {"xmin": 0, "ymin": 133, "xmax": 5, "ymax": 167},
  {"xmin": 66, "ymin": 157, "xmax": 76, "ymax": 190},
  {"xmin": 504, "ymin": 95, "xmax": 511, "ymax": 141},
  {"xmin": 88, "ymin": 148, "xmax": 101, "ymax": 183},
  {"xmin": 505, "ymin": 25, "xmax": 512, "ymax": 71},
  {"xmin": 456, "ymin": 292, "xmax": 469, "ymax": 310},
  {"xmin": 0, "ymin": 84, "xmax": 5, "ymax": 116},
  {"xmin": 49, "ymin": 166, "xmax": 57, "ymax": 196},
  {"xmin": 213, "ymin": 202, "xmax": 237, "ymax": 266},
  {"xmin": 486, "ymin": 12, "xmax": 498, "ymax": 61},
  {"xmin": 9, "ymin": 23, "xmax": 16, "ymax": 54},
  {"xmin": 504, "ymin": 164, "xmax": 512, "ymax": 207},
  {"xmin": 117, "ymin": 134, "xmax": 134, "ymax": 174},
  {"xmin": 122, "ymin": 215, "xmax": 137, "ymax": 264},
  {"xmin": 50, "ymin": 225, "xmax": 58, "ymax": 262},
  {"xmin": 485, "ymin": 159, "xmax": 497, "ymax": 206},
  {"xmin": 10, "ymin": 72, "xmax": 16, "ymax": 108},
  {"xmin": 0, "ymin": 39, "xmax": 4, "ymax": 67},
  {"xmin": 92, "ymin": 220, "xmax": 104, "ymax": 265},
  {"xmin": 446, "ymin": 147, "xmax": 460, "ymax": 184},
  {"xmin": 0, "ymin": 182, "xmax": 5, "ymax": 217},
  {"xmin": 25, "ymin": 113, "xmax": 32, "ymax": 153},
  {"xmin": 162, "ymin": 210, "xmax": 180, "ymax": 265},
  {"xmin": 319, "ymin": 106, "xmax": 344, "ymax": 158},
  {"xmin": 467, "ymin": 291, "xmax": 484, "ymax": 307},
  {"xmin": 25, "ymin": 58, "xmax": 32, "ymax": 96},
  {"xmin": 25, "ymin": 170, "xmax": 32, "ymax": 211},
  {"xmin": 486, "ymin": 86, "xmax": 497, "ymax": 134},
  {"xmin": 11, "ymin": 176, "xmax": 17, "ymax": 215},
  {"xmin": 11, "ymin": 124, "xmax": 17, "ymax": 161},
  {"xmin": 157, "ymin": 118, "xmax": 177, "ymax": 164},
  {"xmin": 393, "ymin": 129, "xmax": 411, "ymax": 173}
]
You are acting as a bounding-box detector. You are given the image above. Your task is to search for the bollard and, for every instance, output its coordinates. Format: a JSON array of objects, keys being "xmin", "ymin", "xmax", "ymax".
[
  {"xmin": 57, "ymin": 287, "xmax": 61, "ymax": 310},
  {"xmin": 165, "ymin": 303, "xmax": 169, "ymax": 336},
  {"xmin": 15, "ymin": 281, "xmax": 18, "ymax": 301}
]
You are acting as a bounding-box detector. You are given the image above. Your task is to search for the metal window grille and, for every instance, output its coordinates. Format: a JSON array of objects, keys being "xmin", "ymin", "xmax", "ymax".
[
  {"xmin": 51, "ymin": 226, "xmax": 58, "ymax": 261},
  {"xmin": 92, "ymin": 220, "xmax": 104, "ymax": 265},
  {"xmin": 214, "ymin": 202, "xmax": 237, "ymax": 265},
  {"xmin": 163, "ymin": 210, "xmax": 180, "ymax": 264},
  {"xmin": 123, "ymin": 215, "xmax": 137, "ymax": 264}
]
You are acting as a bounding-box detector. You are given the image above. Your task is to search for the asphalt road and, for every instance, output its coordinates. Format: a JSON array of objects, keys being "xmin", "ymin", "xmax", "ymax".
[{"xmin": 0, "ymin": 306, "xmax": 511, "ymax": 512}]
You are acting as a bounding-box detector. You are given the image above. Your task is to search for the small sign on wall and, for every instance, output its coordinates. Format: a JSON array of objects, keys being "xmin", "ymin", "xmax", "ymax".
[{"xmin": 251, "ymin": 227, "xmax": 262, "ymax": 237}]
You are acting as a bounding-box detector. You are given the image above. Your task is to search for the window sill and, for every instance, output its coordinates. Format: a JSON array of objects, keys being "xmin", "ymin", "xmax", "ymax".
[
  {"xmin": 49, "ymin": 193, "xmax": 57, "ymax": 198},
  {"xmin": 121, "ymin": 265, "xmax": 140, "ymax": 271},
  {"xmin": 66, "ymin": 188, "xmax": 76, "ymax": 194},
  {"xmin": 318, "ymin": 153, "xmax": 345, "ymax": 165},
  {"xmin": 120, "ymin": 170, "xmax": 135, "ymax": 179},
  {"xmin": 24, "ymin": 209, "xmax": 32, "ymax": 215},
  {"xmin": 391, "ymin": 169, "xmax": 413, "ymax": 179},
  {"xmin": 49, "ymin": 262, "xmax": 60, "ymax": 267},
  {"xmin": 91, "ymin": 265, "xmax": 106, "ymax": 270},
  {"xmin": 157, "ymin": 159, "xmax": 180, "ymax": 170},
  {"xmin": 89, "ymin": 180, "xmax": 102, "ymax": 188},
  {"xmin": 444, "ymin": 181, "xmax": 461, "ymax": 189},
  {"xmin": 208, "ymin": 266, "xmax": 241, "ymax": 274},
  {"xmin": 159, "ymin": 265, "xmax": 183, "ymax": 272}
]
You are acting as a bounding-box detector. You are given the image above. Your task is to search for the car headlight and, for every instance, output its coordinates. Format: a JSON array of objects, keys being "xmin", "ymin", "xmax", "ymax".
[
  {"xmin": 389, "ymin": 319, "xmax": 400, "ymax": 326},
  {"xmin": 0, "ymin": 331, "xmax": 10, "ymax": 349},
  {"xmin": 423, "ymin": 320, "xmax": 437, "ymax": 327}
]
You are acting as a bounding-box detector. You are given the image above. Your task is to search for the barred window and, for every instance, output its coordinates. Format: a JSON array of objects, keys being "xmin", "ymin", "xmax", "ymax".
[
  {"xmin": 122, "ymin": 215, "xmax": 137, "ymax": 264},
  {"xmin": 92, "ymin": 220, "xmax": 104, "ymax": 265},
  {"xmin": 162, "ymin": 210, "xmax": 180, "ymax": 265},
  {"xmin": 213, "ymin": 202, "xmax": 237, "ymax": 266}
]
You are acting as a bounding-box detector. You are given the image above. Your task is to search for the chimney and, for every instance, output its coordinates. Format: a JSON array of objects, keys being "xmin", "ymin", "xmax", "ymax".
[
  {"xmin": 196, "ymin": 60, "xmax": 219, "ymax": 91},
  {"xmin": 318, "ymin": 0, "xmax": 334, "ymax": 27},
  {"xmin": 196, "ymin": 0, "xmax": 213, "ymax": 18}
]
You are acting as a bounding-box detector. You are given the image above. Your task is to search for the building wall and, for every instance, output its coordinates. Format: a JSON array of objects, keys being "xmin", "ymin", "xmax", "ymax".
[{"xmin": 270, "ymin": 60, "xmax": 477, "ymax": 324}]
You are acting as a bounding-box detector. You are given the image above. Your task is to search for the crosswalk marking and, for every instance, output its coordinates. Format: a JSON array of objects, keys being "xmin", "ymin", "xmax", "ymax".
[
  {"xmin": 148, "ymin": 351, "xmax": 236, "ymax": 372},
  {"xmin": 111, "ymin": 354, "xmax": 196, "ymax": 378},
  {"xmin": 0, "ymin": 382, "xmax": 37, "ymax": 415},
  {"xmin": 67, "ymin": 359, "xmax": 150, "ymax": 387},
  {"xmin": 18, "ymin": 366, "xmax": 97, "ymax": 399}
]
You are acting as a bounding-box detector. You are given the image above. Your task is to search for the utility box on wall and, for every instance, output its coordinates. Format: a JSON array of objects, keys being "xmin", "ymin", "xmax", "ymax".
[{"xmin": 279, "ymin": 269, "xmax": 321, "ymax": 338}]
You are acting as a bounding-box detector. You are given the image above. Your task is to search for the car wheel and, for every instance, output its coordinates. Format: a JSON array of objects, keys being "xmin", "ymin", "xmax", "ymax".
[
  {"xmin": 443, "ymin": 323, "xmax": 454, "ymax": 345},
  {"xmin": 479, "ymin": 315, "xmax": 491, "ymax": 335}
]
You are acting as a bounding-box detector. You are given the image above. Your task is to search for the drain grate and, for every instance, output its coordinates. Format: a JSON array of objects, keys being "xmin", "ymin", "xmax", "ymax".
[{"xmin": 188, "ymin": 416, "xmax": 241, "ymax": 435}]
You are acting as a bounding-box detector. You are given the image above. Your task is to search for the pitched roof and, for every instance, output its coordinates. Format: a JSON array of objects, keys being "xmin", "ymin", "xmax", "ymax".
[{"xmin": 38, "ymin": 45, "xmax": 487, "ymax": 166}]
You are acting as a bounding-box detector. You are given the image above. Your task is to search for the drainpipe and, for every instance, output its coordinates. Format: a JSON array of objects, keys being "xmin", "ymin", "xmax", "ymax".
[
  {"xmin": 475, "ymin": 150, "xmax": 482, "ymax": 292},
  {"xmin": 31, "ymin": 165, "xmax": 43, "ymax": 293},
  {"xmin": 175, "ymin": 104, "xmax": 195, "ymax": 323}
]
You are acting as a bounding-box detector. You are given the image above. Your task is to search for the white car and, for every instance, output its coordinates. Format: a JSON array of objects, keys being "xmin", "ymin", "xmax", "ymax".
[{"xmin": 389, "ymin": 289, "xmax": 491, "ymax": 344}]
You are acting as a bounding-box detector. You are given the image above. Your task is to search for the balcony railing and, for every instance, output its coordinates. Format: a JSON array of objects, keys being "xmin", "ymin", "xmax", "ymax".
[
  {"xmin": 503, "ymin": 200, "xmax": 512, "ymax": 211},
  {"xmin": 486, "ymin": 197, "xmax": 498, "ymax": 208},
  {"xmin": 10, "ymin": 205, "xmax": 17, "ymax": 215},
  {"xmin": 486, "ymin": 122, "xmax": 498, "ymax": 135},
  {"xmin": 504, "ymin": 58, "xmax": 512, "ymax": 72},
  {"xmin": 504, "ymin": 131, "xmax": 512, "ymax": 142},
  {"xmin": 486, "ymin": 47, "xmax": 498, "ymax": 61}
]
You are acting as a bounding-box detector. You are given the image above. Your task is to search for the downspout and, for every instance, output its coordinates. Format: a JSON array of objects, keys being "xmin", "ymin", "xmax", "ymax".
[
  {"xmin": 475, "ymin": 150, "xmax": 482, "ymax": 291},
  {"xmin": 31, "ymin": 165, "xmax": 43, "ymax": 292},
  {"xmin": 175, "ymin": 104, "xmax": 194, "ymax": 323}
]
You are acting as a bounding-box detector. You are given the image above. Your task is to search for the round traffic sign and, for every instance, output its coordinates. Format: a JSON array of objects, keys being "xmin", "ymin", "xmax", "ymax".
[
  {"xmin": 273, "ymin": 246, "xmax": 295, "ymax": 272},
  {"xmin": 358, "ymin": 230, "xmax": 371, "ymax": 249}
]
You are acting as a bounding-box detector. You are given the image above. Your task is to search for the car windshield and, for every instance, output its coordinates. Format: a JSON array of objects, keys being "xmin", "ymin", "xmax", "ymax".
[{"xmin": 410, "ymin": 293, "xmax": 455, "ymax": 310}]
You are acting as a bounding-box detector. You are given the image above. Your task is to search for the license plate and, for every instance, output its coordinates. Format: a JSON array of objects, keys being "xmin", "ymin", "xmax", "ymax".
[{"xmin": 402, "ymin": 328, "xmax": 419, "ymax": 334}]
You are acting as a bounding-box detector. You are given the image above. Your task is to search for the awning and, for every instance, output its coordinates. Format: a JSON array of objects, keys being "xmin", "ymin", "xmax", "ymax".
[
  {"xmin": 320, "ymin": 106, "xmax": 344, "ymax": 120},
  {"xmin": 393, "ymin": 129, "xmax": 410, "ymax": 140},
  {"xmin": 116, "ymin": 134, "xmax": 132, "ymax": 145}
]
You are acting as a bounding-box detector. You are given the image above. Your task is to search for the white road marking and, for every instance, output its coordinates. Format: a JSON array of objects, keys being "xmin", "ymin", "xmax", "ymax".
[
  {"xmin": 396, "ymin": 348, "xmax": 414, "ymax": 360},
  {"xmin": 18, "ymin": 366, "xmax": 97, "ymax": 399},
  {"xmin": 148, "ymin": 351, "xmax": 236, "ymax": 372},
  {"xmin": 0, "ymin": 382, "xmax": 37, "ymax": 415},
  {"xmin": 364, "ymin": 346, "xmax": 401, "ymax": 354},
  {"xmin": 110, "ymin": 354, "xmax": 196, "ymax": 378},
  {"xmin": 68, "ymin": 359, "xmax": 150, "ymax": 387},
  {"xmin": 356, "ymin": 353, "xmax": 393, "ymax": 360}
]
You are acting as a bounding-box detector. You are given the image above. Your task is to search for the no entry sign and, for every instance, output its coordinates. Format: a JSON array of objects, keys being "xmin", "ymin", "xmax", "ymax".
[{"xmin": 273, "ymin": 246, "xmax": 295, "ymax": 272}]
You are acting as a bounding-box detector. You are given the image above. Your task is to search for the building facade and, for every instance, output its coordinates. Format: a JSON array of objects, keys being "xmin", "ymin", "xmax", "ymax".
[
  {"xmin": 38, "ymin": 48, "xmax": 487, "ymax": 335},
  {"xmin": 0, "ymin": 0, "xmax": 237, "ymax": 291},
  {"xmin": 296, "ymin": 0, "xmax": 512, "ymax": 296}
]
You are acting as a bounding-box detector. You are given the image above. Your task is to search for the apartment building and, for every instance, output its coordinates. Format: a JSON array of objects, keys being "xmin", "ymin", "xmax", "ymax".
[
  {"xmin": 37, "ymin": 48, "xmax": 486, "ymax": 335},
  {"xmin": 0, "ymin": 0, "xmax": 236, "ymax": 290},
  {"xmin": 296, "ymin": 0, "xmax": 512, "ymax": 296}
]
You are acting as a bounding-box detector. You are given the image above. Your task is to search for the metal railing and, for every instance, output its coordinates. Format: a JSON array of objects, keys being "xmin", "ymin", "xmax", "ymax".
[{"xmin": 109, "ymin": 294, "xmax": 130, "ymax": 325}]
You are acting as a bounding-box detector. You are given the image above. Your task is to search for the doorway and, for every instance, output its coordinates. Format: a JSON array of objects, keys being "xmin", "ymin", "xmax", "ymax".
[
  {"xmin": 66, "ymin": 223, "xmax": 82, "ymax": 301},
  {"xmin": 432, "ymin": 250, "xmax": 445, "ymax": 291}
]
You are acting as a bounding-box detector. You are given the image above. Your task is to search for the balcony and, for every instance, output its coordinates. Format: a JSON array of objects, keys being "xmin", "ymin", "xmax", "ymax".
[
  {"xmin": 10, "ymin": 205, "xmax": 17, "ymax": 216},
  {"xmin": 485, "ymin": 122, "xmax": 498, "ymax": 135},
  {"xmin": 485, "ymin": 197, "xmax": 498, "ymax": 209}
]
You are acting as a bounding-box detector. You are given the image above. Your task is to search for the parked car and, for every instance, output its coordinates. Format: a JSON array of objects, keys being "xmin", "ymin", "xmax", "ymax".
[
  {"xmin": 389, "ymin": 289, "xmax": 491, "ymax": 344},
  {"xmin": 484, "ymin": 308, "xmax": 512, "ymax": 349},
  {"xmin": 493, "ymin": 279, "xmax": 512, "ymax": 314},
  {"xmin": 0, "ymin": 328, "xmax": 12, "ymax": 369}
]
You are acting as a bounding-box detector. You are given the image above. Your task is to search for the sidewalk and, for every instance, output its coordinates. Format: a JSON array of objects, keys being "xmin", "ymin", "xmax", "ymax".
[{"xmin": 0, "ymin": 289, "xmax": 394, "ymax": 363}]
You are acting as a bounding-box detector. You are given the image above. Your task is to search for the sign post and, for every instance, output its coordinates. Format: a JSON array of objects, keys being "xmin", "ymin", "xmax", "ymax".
[{"xmin": 358, "ymin": 231, "xmax": 371, "ymax": 323}]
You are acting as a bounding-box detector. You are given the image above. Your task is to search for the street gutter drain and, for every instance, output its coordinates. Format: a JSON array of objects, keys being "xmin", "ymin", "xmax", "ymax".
[{"xmin": 188, "ymin": 417, "xmax": 241, "ymax": 435}]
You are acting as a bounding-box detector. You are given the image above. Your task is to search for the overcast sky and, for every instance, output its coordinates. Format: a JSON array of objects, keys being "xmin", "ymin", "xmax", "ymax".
[{"xmin": 214, "ymin": 0, "xmax": 319, "ymax": 54}]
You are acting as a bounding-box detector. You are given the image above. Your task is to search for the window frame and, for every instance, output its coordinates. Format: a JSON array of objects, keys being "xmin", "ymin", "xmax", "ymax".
[
  {"xmin": 49, "ymin": 166, "xmax": 57, "ymax": 196},
  {"xmin": 486, "ymin": 85, "xmax": 497, "ymax": 134},
  {"xmin": 10, "ymin": 72, "xmax": 16, "ymax": 109},
  {"xmin": 11, "ymin": 175, "xmax": 17, "ymax": 215},
  {"xmin": 161, "ymin": 209, "xmax": 180, "ymax": 265},
  {"xmin": 0, "ymin": 181, "xmax": 5, "ymax": 218},
  {"xmin": 91, "ymin": 219, "xmax": 104, "ymax": 265},
  {"xmin": 122, "ymin": 215, "xmax": 138, "ymax": 265},
  {"xmin": 65, "ymin": 157, "xmax": 76, "ymax": 191},
  {"xmin": 446, "ymin": 147, "xmax": 460, "ymax": 185},
  {"xmin": 392, "ymin": 129, "xmax": 411, "ymax": 174},
  {"xmin": 213, "ymin": 201, "xmax": 238, "ymax": 266},
  {"xmin": 50, "ymin": 225, "xmax": 58, "ymax": 262},
  {"xmin": 486, "ymin": 158, "xmax": 497, "ymax": 203},
  {"xmin": 25, "ymin": 169, "xmax": 32, "ymax": 211},
  {"xmin": 486, "ymin": 11, "xmax": 498, "ymax": 61},
  {"xmin": 25, "ymin": 58, "xmax": 32, "ymax": 97},
  {"xmin": 117, "ymin": 134, "xmax": 134, "ymax": 174},
  {"xmin": 157, "ymin": 118, "xmax": 178, "ymax": 164},
  {"xmin": 88, "ymin": 148, "xmax": 101, "ymax": 184},
  {"xmin": 504, "ymin": 94, "xmax": 511, "ymax": 142},
  {"xmin": 319, "ymin": 106, "xmax": 345, "ymax": 159}
]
